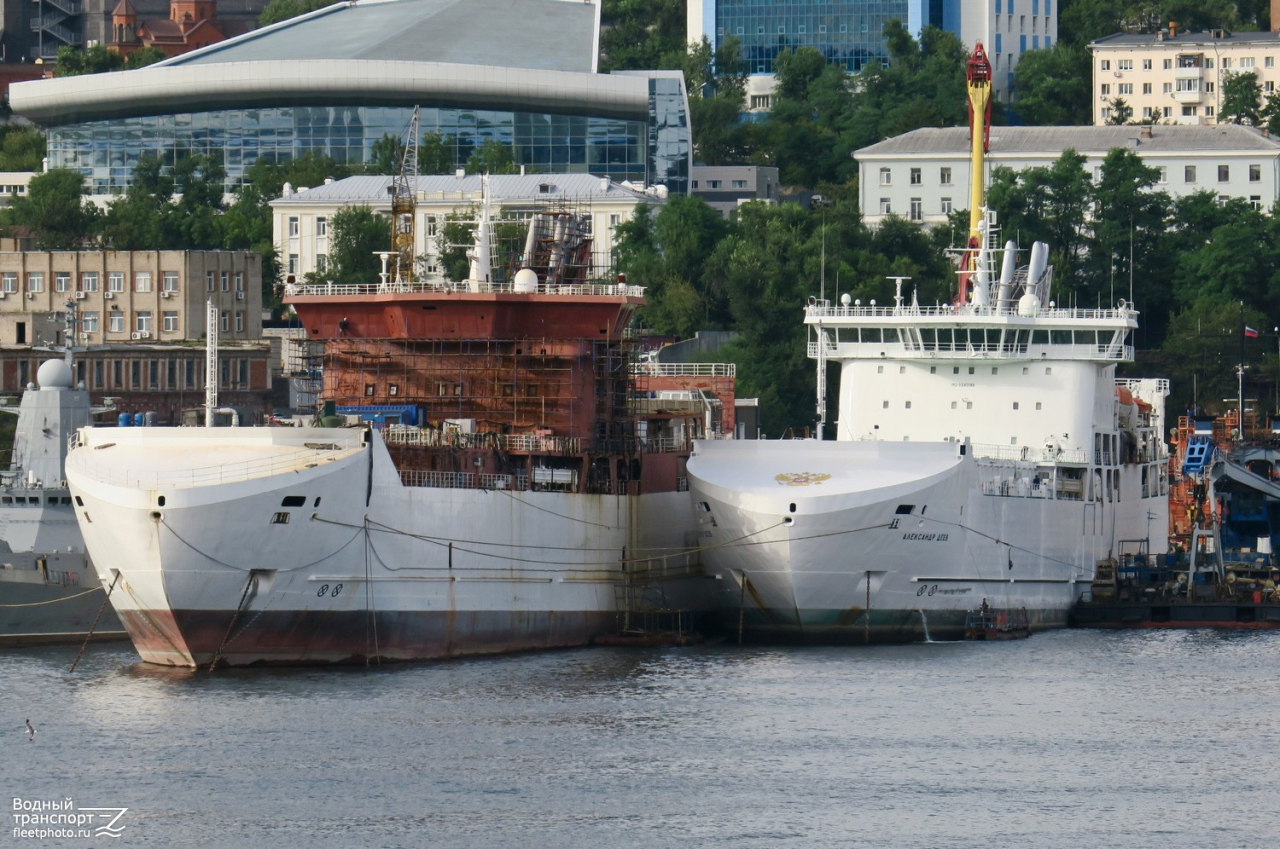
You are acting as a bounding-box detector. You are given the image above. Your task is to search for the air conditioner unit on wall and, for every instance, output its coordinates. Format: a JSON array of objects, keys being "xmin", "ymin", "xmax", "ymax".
[
  {"xmin": 235, "ymin": 291, "xmax": 245, "ymax": 300},
  {"xmin": 130, "ymin": 331, "xmax": 141, "ymax": 340},
  {"xmin": 139, "ymin": 331, "xmax": 150, "ymax": 339},
  {"xmin": 75, "ymin": 291, "xmax": 86, "ymax": 300},
  {"xmin": 161, "ymin": 291, "xmax": 172, "ymax": 298},
  {"xmin": 25, "ymin": 292, "xmax": 34, "ymax": 299},
  {"xmin": 78, "ymin": 332, "xmax": 88, "ymax": 340},
  {"xmin": 103, "ymin": 292, "xmax": 114, "ymax": 299}
]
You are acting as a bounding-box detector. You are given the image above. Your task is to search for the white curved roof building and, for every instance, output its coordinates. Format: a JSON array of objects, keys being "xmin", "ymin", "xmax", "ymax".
[{"xmin": 10, "ymin": 0, "xmax": 690, "ymax": 195}]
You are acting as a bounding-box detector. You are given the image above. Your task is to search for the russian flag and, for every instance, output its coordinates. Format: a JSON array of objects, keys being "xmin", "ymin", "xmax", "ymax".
[{"xmin": 1246, "ymin": 326, "xmax": 1260, "ymax": 338}]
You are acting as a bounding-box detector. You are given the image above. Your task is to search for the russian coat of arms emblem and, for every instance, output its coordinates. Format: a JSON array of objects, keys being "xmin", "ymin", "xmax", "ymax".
[{"xmin": 774, "ymin": 472, "xmax": 831, "ymax": 487}]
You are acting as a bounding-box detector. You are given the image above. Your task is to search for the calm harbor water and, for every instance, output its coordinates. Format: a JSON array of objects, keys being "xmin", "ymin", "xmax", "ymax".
[{"xmin": 5, "ymin": 630, "xmax": 1279, "ymax": 848}]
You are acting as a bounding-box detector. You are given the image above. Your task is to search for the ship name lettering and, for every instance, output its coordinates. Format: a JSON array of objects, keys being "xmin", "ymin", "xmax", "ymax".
[
  {"xmin": 902, "ymin": 532, "xmax": 948, "ymax": 542},
  {"xmin": 951, "ymin": 382, "xmax": 975, "ymax": 387}
]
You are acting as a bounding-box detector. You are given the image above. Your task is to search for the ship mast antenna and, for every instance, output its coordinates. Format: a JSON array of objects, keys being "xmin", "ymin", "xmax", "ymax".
[{"xmin": 389, "ymin": 106, "xmax": 420, "ymax": 286}]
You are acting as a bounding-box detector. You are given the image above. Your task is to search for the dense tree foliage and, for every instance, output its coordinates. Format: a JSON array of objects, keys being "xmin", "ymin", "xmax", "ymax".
[
  {"xmin": 0, "ymin": 169, "xmax": 98, "ymax": 249},
  {"xmin": 259, "ymin": 0, "xmax": 330, "ymax": 27},
  {"xmin": 0, "ymin": 126, "xmax": 46, "ymax": 172},
  {"xmin": 326, "ymin": 206, "xmax": 387, "ymax": 284},
  {"xmin": 53, "ymin": 44, "xmax": 165, "ymax": 76},
  {"xmin": 598, "ymin": 0, "xmax": 685, "ymax": 72}
]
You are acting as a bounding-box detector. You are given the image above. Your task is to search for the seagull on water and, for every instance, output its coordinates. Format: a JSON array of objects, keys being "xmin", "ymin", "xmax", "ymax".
[{"xmin": 25, "ymin": 719, "xmax": 35, "ymax": 741}]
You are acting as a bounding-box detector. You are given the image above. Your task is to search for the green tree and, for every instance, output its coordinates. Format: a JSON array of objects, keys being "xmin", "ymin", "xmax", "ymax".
[
  {"xmin": 258, "ymin": 0, "xmax": 330, "ymax": 26},
  {"xmin": 598, "ymin": 0, "xmax": 685, "ymax": 71},
  {"xmin": 684, "ymin": 36, "xmax": 751, "ymax": 165},
  {"xmin": 1013, "ymin": 44, "xmax": 1093, "ymax": 125},
  {"xmin": 464, "ymin": 140, "xmax": 518, "ymax": 175},
  {"xmin": 1107, "ymin": 97, "xmax": 1133, "ymax": 124},
  {"xmin": 1, "ymin": 169, "xmax": 98, "ymax": 248},
  {"xmin": 171, "ymin": 153, "xmax": 227, "ymax": 249},
  {"xmin": 419, "ymin": 132, "xmax": 456, "ymax": 175},
  {"xmin": 436, "ymin": 207, "xmax": 476, "ymax": 282},
  {"xmin": 99, "ymin": 153, "xmax": 174, "ymax": 249},
  {"xmin": 366, "ymin": 134, "xmax": 404, "ymax": 176},
  {"xmin": 0, "ymin": 126, "xmax": 46, "ymax": 172},
  {"xmin": 327, "ymin": 205, "xmax": 387, "ymax": 284},
  {"xmin": 124, "ymin": 46, "xmax": 168, "ymax": 69},
  {"xmin": 1221, "ymin": 71, "xmax": 1262, "ymax": 125},
  {"xmin": 53, "ymin": 44, "xmax": 125, "ymax": 77}
]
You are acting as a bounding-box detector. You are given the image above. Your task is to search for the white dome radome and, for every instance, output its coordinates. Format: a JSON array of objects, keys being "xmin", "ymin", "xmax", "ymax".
[
  {"xmin": 37, "ymin": 359, "xmax": 73, "ymax": 390},
  {"xmin": 512, "ymin": 268, "xmax": 539, "ymax": 293}
]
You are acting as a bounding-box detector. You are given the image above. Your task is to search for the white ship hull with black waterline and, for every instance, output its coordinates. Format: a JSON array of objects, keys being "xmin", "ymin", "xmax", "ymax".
[
  {"xmin": 686, "ymin": 43, "xmax": 1169, "ymax": 642},
  {"xmin": 66, "ymin": 192, "xmax": 713, "ymax": 667}
]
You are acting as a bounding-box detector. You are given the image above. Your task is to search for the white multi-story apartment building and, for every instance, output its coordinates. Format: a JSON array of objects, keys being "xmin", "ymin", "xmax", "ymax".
[
  {"xmin": 855, "ymin": 124, "xmax": 1280, "ymax": 227},
  {"xmin": 271, "ymin": 173, "xmax": 660, "ymax": 283},
  {"xmin": 688, "ymin": 0, "xmax": 1056, "ymax": 109},
  {"xmin": 1090, "ymin": 26, "xmax": 1280, "ymax": 125}
]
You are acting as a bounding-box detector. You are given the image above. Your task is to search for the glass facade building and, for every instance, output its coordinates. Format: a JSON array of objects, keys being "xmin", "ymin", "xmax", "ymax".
[
  {"xmin": 713, "ymin": 0, "xmax": 941, "ymax": 74},
  {"xmin": 46, "ymin": 76, "xmax": 690, "ymax": 196}
]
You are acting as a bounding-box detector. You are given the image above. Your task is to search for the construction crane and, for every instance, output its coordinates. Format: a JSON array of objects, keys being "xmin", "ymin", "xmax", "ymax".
[
  {"xmin": 957, "ymin": 43, "xmax": 992, "ymax": 306},
  {"xmin": 389, "ymin": 106, "xmax": 420, "ymax": 284}
]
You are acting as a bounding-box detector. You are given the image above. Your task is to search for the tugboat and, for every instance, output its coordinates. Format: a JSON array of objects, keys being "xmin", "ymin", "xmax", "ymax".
[{"xmin": 0, "ymin": 303, "xmax": 123, "ymax": 645}]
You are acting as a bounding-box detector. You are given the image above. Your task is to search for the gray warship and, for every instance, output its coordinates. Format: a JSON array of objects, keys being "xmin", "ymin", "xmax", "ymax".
[{"xmin": 0, "ymin": 306, "xmax": 123, "ymax": 645}]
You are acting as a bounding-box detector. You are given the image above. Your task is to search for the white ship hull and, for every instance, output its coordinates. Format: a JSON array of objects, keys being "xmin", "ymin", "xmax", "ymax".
[
  {"xmin": 688, "ymin": 439, "xmax": 1166, "ymax": 642},
  {"xmin": 66, "ymin": 426, "xmax": 705, "ymax": 667}
]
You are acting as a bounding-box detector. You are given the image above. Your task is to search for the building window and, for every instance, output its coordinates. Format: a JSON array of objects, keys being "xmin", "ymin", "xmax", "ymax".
[
  {"xmin": 288, "ymin": 217, "xmax": 299, "ymax": 237},
  {"xmin": 706, "ymin": 180, "xmax": 721, "ymax": 189},
  {"xmin": 1142, "ymin": 107, "xmax": 1153, "ymax": 119},
  {"xmin": 220, "ymin": 272, "xmax": 229, "ymax": 291},
  {"xmin": 136, "ymin": 311, "xmax": 151, "ymax": 332},
  {"xmin": 1118, "ymin": 83, "xmax": 1132, "ymax": 95},
  {"xmin": 1163, "ymin": 59, "xmax": 1172, "ymax": 70},
  {"xmin": 1142, "ymin": 83, "xmax": 1152, "ymax": 94},
  {"xmin": 909, "ymin": 198, "xmax": 923, "ymax": 221},
  {"xmin": 206, "ymin": 271, "xmax": 215, "ymax": 292},
  {"xmin": 0, "ymin": 273, "xmax": 14, "ymax": 294},
  {"xmin": 1241, "ymin": 57, "xmax": 1256, "ymax": 69},
  {"xmin": 1100, "ymin": 60, "xmax": 1110, "ymax": 71},
  {"xmin": 288, "ymin": 254, "xmax": 299, "ymax": 274},
  {"xmin": 909, "ymin": 167, "xmax": 922, "ymax": 185},
  {"xmin": 879, "ymin": 198, "xmax": 891, "ymax": 215},
  {"xmin": 134, "ymin": 271, "xmax": 151, "ymax": 293},
  {"xmin": 940, "ymin": 197, "xmax": 952, "ymax": 214},
  {"xmin": 1163, "ymin": 82, "xmax": 1173, "ymax": 94},
  {"xmin": 220, "ymin": 311, "xmax": 229, "ymax": 332},
  {"xmin": 940, "ymin": 167, "xmax": 952, "ymax": 185},
  {"xmin": 1157, "ymin": 166, "xmax": 1167, "ymax": 184},
  {"xmin": 26, "ymin": 272, "xmax": 43, "ymax": 293},
  {"xmin": 1100, "ymin": 108, "xmax": 1111, "ymax": 121},
  {"xmin": 82, "ymin": 311, "xmax": 98, "ymax": 333},
  {"xmin": 1162, "ymin": 106, "xmax": 1173, "ymax": 118},
  {"xmin": 1185, "ymin": 165, "xmax": 1197, "ymax": 182},
  {"xmin": 1219, "ymin": 165, "xmax": 1230, "ymax": 182},
  {"xmin": 163, "ymin": 311, "xmax": 178, "ymax": 332},
  {"xmin": 1100, "ymin": 84, "xmax": 1110, "ymax": 96},
  {"xmin": 1268, "ymin": 57, "xmax": 1276, "ymax": 69},
  {"xmin": 425, "ymin": 215, "xmax": 438, "ymax": 237},
  {"xmin": 234, "ymin": 272, "xmax": 244, "ymax": 291},
  {"xmin": 109, "ymin": 312, "xmax": 124, "ymax": 333},
  {"xmin": 1251, "ymin": 195, "xmax": 1263, "ymax": 210},
  {"xmin": 235, "ymin": 312, "xmax": 244, "ymax": 333},
  {"xmin": 1250, "ymin": 164, "xmax": 1262, "ymax": 182},
  {"xmin": 316, "ymin": 217, "xmax": 327, "ymax": 237},
  {"xmin": 731, "ymin": 180, "xmax": 748, "ymax": 189},
  {"xmin": 108, "ymin": 272, "xmax": 124, "ymax": 292},
  {"xmin": 316, "ymin": 255, "xmax": 328, "ymax": 273},
  {"xmin": 1142, "ymin": 59, "xmax": 1152, "ymax": 70},
  {"xmin": 162, "ymin": 271, "xmax": 178, "ymax": 292},
  {"xmin": 1182, "ymin": 106, "xmax": 1197, "ymax": 117},
  {"xmin": 1118, "ymin": 59, "xmax": 1132, "ymax": 71},
  {"xmin": 1268, "ymin": 81, "xmax": 1276, "ymax": 93},
  {"xmin": 80, "ymin": 272, "xmax": 98, "ymax": 292},
  {"xmin": 54, "ymin": 272, "xmax": 70, "ymax": 292},
  {"xmin": 879, "ymin": 167, "xmax": 891, "ymax": 185}
]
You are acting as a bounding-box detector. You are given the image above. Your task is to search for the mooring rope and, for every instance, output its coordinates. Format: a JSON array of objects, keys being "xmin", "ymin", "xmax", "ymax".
[
  {"xmin": 207, "ymin": 571, "xmax": 258, "ymax": 672},
  {"xmin": 68, "ymin": 571, "xmax": 121, "ymax": 673},
  {"xmin": 1, "ymin": 588, "xmax": 102, "ymax": 608}
]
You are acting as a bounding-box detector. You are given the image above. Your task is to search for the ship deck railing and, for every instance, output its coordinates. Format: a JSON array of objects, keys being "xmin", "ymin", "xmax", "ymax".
[
  {"xmin": 69, "ymin": 443, "xmax": 356, "ymax": 489},
  {"xmin": 804, "ymin": 303, "xmax": 1135, "ymax": 322},
  {"xmin": 286, "ymin": 281, "xmax": 645, "ymax": 299},
  {"xmin": 383, "ymin": 425, "xmax": 694, "ymax": 455},
  {"xmin": 971, "ymin": 443, "xmax": 1089, "ymax": 464},
  {"xmin": 631, "ymin": 363, "xmax": 736, "ymax": 377},
  {"xmin": 807, "ymin": 340, "xmax": 1133, "ymax": 361}
]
